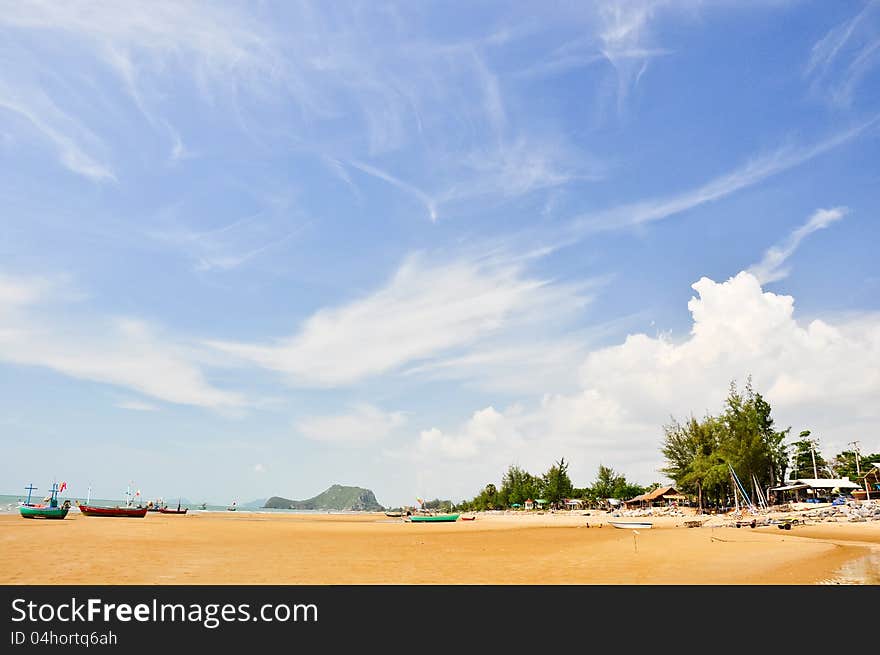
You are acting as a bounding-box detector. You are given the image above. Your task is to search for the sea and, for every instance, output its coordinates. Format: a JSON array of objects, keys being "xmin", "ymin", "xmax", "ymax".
[{"xmin": 0, "ymin": 494, "xmax": 365, "ymax": 515}]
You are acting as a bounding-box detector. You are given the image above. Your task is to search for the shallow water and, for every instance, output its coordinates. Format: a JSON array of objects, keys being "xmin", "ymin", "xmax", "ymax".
[{"xmin": 818, "ymin": 550, "xmax": 880, "ymax": 585}]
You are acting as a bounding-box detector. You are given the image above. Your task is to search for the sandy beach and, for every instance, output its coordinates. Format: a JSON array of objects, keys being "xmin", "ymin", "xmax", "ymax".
[{"xmin": 2, "ymin": 509, "xmax": 878, "ymax": 585}]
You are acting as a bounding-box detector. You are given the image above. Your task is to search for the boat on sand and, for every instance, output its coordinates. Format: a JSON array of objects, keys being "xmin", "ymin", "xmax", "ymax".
[
  {"xmin": 19, "ymin": 482, "xmax": 70, "ymax": 520},
  {"xmin": 78, "ymin": 483, "xmax": 148, "ymax": 518},
  {"xmin": 608, "ymin": 521, "xmax": 653, "ymax": 529},
  {"xmin": 78, "ymin": 504, "xmax": 148, "ymax": 517},
  {"xmin": 408, "ymin": 514, "xmax": 459, "ymax": 523}
]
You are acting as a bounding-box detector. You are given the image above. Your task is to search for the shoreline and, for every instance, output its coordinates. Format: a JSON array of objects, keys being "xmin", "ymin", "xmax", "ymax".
[{"xmin": 2, "ymin": 509, "xmax": 878, "ymax": 585}]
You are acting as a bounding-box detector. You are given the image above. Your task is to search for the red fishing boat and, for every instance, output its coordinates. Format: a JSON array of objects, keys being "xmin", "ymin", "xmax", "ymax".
[
  {"xmin": 77, "ymin": 483, "xmax": 148, "ymax": 517},
  {"xmin": 158, "ymin": 500, "xmax": 188, "ymax": 515},
  {"xmin": 78, "ymin": 504, "xmax": 148, "ymax": 517}
]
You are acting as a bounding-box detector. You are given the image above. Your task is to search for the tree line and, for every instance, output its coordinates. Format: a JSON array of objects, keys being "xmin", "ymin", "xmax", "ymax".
[
  {"xmin": 455, "ymin": 458, "xmax": 655, "ymax": 511},
  {"xmin": 456, "ymin": 376, "xmax": 878, "ymax": 512}
]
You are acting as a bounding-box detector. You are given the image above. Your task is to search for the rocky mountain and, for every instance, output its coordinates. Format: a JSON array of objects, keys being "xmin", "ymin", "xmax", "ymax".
[{"xmin": 263, "ymin": 485, "xmax": 383, "ymax": 511}]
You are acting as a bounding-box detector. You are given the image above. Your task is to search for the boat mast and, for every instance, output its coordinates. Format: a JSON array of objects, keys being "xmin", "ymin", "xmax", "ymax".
[
  {"xmin": 730, "ymin": 466, "xmax": 740, "ymax": 513},
  {"xmin": 24, "ymin": 483, "xmax": 37, "ymax": 506}
]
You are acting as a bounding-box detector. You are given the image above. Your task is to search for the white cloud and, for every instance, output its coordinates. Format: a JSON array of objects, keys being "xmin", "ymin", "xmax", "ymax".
[
  {"xmin": 569, "ymin": 119, "xmax": 877, "ymax": 236},
  {"xmin": 253, "ymin": 463, "xmax": 266, "ymax": 474},
  {"xmin": 207, "ymin": 251, "xmax": 592, "ymax": 387},
  {"xmin": 0, "ymin": 272, "xmax": 247, "ymax": 409},
  {"xmin": 418, "ymin": 406, "xmax": 506, "ymax": 459},
  {"xmin": 0, "ymin": 1, "xmax": 276, "ymax": 177},
  {"xmin": 0, "ymin": 86, "xmax": 115, "ymax": 181},
  {"xmin": 297, "ymin": 403, "xmax": 407, "ymax": 444},
  {"xmin": 347, "ymin": 160, "xmax": 437, "ymax": 223},
  {"xmin": 411, "ymin": 271, "xmax": 880, "ymax": 491},
  {"xmin": 115, "ymin": 400, "xmax": 159, "ymax": 412},
  {"xmin": 748, "ymin": 207, "xmax": 848, "ymax": 284},
  {"xmin": 805, "ymin": 1, "xmax": 880, "ymax": 107}
]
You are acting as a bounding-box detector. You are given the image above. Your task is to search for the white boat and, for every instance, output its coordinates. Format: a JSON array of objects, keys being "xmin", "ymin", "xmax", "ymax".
[{"xmin": 608, "ymin": 521, "xmax": 653, "ymax": 529}]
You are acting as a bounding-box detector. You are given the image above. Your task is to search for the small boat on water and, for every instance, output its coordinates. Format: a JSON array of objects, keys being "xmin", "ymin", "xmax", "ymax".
[
  {"xmin": 227, "ymin": 501, "xmax": 237, "ymax": 511},
  {"xmin": 408, "ymin": 514, "xmax": 460, "ymax": 523},
  {"xmin": 159, "ymin": 500, "xmax": 188, "ymax": 515},
  {"xmin": 608, "ymin": 521, "xmax": 653, "ymax": 529},
  {"xmin": 19, "ymin": 482, "xmax": 70, "ymax": 520},
  {"xmin": 197, "ymin": 502, "xmax": 207, "ymax": 510}
]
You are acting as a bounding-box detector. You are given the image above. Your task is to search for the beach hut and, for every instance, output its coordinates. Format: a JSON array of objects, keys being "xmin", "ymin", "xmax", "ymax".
[
  {"xmin": 623, "ymin": 486, "xmax": 683, "ymax": 509},
  {"xmin": 563, "ymin": 498, "xmax": 584, "ymax": 510},
  {"xmin": 524, "ymin": 499, "xmax": 534, "ymax": 510}
]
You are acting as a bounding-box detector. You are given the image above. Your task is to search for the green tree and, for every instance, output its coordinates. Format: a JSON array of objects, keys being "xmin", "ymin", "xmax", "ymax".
[
  {"xmin": 790, "ymin": 431, "xmax": 829, "ymax": 479},
  {"xmin": 719, "ymin": 378, "xmax": 790, "ymax": 503},
  {"xmin": 661, "ymin": 414, "xmax": 725, "ymax": 512},
  {"xmin": 541, "ymin": 458, "xmax": 573, "ymax": 506},
  {"xmin": 498, "ymin": 465, "xmax": 540, "ymax": 508},
  {"xmin": 661, "ymin": 378, "xmax": 791, "ymax": 511}
]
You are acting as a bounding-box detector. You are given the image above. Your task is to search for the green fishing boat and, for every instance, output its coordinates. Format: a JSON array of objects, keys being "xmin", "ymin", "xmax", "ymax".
[
  {"xmin": 19, "ymin": 482, "xmax": 71, "ymax": 519},
  {"xmin": 408, "ymin": 514, "xmax": 459, "ymax": 523}
]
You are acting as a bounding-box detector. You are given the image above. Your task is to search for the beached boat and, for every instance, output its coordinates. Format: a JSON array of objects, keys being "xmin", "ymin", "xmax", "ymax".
[
  {"xmin": 851, "ymin": 487, "xmax": 879, "ymax": 501},
  {"xmin": 78, "ymin": 504, "xmax": 148, "ymax": 518},
  {"xmin": 385, "ymin": 511, "xmax": 403, "ymax": 517},
  {"xmin": 409, "ymin": 514, "xmax": 459, "ymax": 522},
  {"xmin": 460, "ymin": 516, "xmax": 476, "ymax": 521},
  {"xmin": 19, "ymin": 483, "xmax": 70, "ymax": 519},
  {"xmin": 608, "ymin": 521, "xmax": 653, "ymax": 529},
  {"xmin": 78, "ymin": 483, "xmax": 148, "ymax": 517}
]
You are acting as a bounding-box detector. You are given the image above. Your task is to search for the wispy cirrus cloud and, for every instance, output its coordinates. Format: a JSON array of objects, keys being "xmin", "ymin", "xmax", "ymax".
[
  {"xmin": 0, "ymin": 271, "xmax": 247, "ymax": 409},
  {"xmin": 568, "ymin": 117, "xmax": 878, "ymax": 236},
  {"xmin": 0, "ymin": 1, "xmax": 278, "ymax": 171},
  {"xmin": 805, "ymin": 0, "xmax": 880, "ymax": 107},
  {"xmin": 147, "ymin": 199, "xmax": 308, "ymax": 273},
  {"xmin": 347, "ymin": 160, "xmax": 438, "ymax": 223},
  {"xmin": 748, "ymin": 207, "xmax": 848, "ymax": 284},
  {"xmin": 207, "ymin": 250, "xmax": 593, "ymax": 387},
  {"xmin": 0, "ymin": 82, "xmax": 115, "ymax": 181},
  {"xmin": 115, "ymin": 399, "xmax": 159, "ymax": 412}
]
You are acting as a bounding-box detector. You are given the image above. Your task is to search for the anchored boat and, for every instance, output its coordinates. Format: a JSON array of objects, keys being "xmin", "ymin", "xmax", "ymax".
[{"xmin": 159, "ymin": 500, "xmax": 188, "ymax": 515}]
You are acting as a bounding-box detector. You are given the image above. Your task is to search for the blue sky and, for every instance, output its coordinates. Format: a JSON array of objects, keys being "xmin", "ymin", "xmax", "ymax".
[{"xmin": 1, "ymin": 1, "xmax": 879, "ymax": 507}]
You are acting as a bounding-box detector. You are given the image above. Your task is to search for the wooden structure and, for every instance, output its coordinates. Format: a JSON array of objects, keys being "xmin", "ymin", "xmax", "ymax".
[{"xmin": 623, "ymin": 486, "xmax": 685, "ymax": 509}]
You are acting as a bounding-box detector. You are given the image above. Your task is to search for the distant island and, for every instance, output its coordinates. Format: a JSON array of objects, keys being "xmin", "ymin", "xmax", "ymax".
[{"xmin": 263, "ymin": 485, "xmax": 383, "ymax": 511}]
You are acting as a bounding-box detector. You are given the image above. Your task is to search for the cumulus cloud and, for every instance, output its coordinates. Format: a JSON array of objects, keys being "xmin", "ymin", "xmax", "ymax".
[
  {"xmin": 412, "ymin": 271, "xmax": 880, "ymax": 491},
  {"xmin": 297, "ymin": 403, "xmax": 407, "ymax": 444}
]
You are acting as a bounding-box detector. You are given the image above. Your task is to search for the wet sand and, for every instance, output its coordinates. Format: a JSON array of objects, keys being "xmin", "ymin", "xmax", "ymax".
[{"xmin": 1, "ymin": 511, "xmax": 878, "ymax": 584}]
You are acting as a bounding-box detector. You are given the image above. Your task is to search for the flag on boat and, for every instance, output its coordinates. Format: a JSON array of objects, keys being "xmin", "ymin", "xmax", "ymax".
[{"xmin": 59, "ymin": 481, "xmax": 67, "ymax": 493}]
